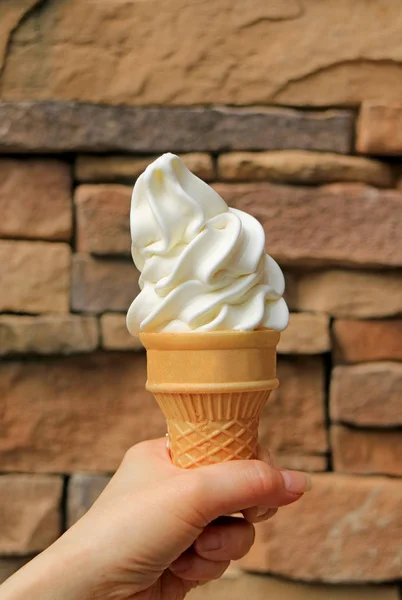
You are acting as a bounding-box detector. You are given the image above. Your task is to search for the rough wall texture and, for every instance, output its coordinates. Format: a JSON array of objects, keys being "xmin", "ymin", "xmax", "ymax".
[
  {"xmin": 2, "ymin": 0, "xmax": 402, "ymax": 107},
  {"xmin": 0, "ymin": 0, "xmax": 401, "ymax": 595}
]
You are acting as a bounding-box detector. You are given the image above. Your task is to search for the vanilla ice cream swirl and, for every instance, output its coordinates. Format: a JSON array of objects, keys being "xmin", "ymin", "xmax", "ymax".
[{"xmin": 126, "ymin": 153, "xmax": 289, "ymax": 334}]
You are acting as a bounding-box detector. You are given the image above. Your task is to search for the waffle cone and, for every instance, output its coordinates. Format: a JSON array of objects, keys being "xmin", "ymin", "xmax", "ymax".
[{"xmin": 139, "ymin": 329, "xmax": 280, "ymax": 468}]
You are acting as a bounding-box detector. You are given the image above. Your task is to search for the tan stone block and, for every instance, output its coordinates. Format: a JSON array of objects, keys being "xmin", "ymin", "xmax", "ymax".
[
  {"xmin": 215, "ymin": 183, "xmax": 402, "ymax": 268},
  {"xmin": 0, "ymin": 159, "xmax": 72, "ymax": 241},
  {"xmin": 75, "ymin": 185, "xmax": 131, "ymax": 255},
  {"xmin": 0, "ymin": 558, "xmax": 31, "ymax": 585},
  {"xmin": 259, "ymin": 357, "xmax": 327, "ymax": 455},
  {"xmin": 76, "ymin": 153, "xmax": 214, "ymax": 183},
  {"xmin": 333, "ymin": 320, "xmax": 402, "ymax": 363},
  {"xmin": 0, "ymin": 103, "xmax": 353, "ymax": 154},
  {"xmin": 273, "ymin": 454, "xmax": 327, "ymax": 473},
  {"xmin": 287, "ymin": 270, "xmax": 402, "ymax": 319},
  {"xmin": 100, "ymin": 314, "xmax": 143, "ymax": 351},
  {"xmin": 0, "ymin": 241, "xmax": 71, "ymax": 313},
  {"xmin": 0, "ymin": 475, "xmax": 62, "ymax": 554},
  {"xmin": 330, "ymin": 363, "xmax": 402, "ymax": 426},
  {"xmin": 278, "ymin": 313, "xmax": 330, "ymax": 355},
  {"xmin": 331, "ymin": 425, "xmax": 402, "ymax": 477},
  {"xmin": 0, "ymin": 315, "xmax": 98, "ymax": 356},
  {"xmin": 189, "ymin": 571, "xmax": 399, "ymax": 600},
  {"xmin": 0, "ymin": 353, "xmax": 165, "ymax": 473},
  {"xmin": 71, "ymin": 253, "xmax": 139, "ymax": 313},
  {"xmin": 67, "ymin": 474, "xmax": 111, "ymax": 527},
  {"xmin": 357, "ymin": 103, "xmax": 402, "ymax": 155},
  {"xmin": 3, "ymin": 2, "xmax": 402, "ymax": 107},
  {"xmin": 241, "ymin": 473, "xmax": 402, "ymax": 582},
  {"xmin": 218, "ymin": 152, "xmax": 392, "ymax": 187},
  {"xmin": 0, "ymin": 0, "xmax": 40, "ymax": 69}
]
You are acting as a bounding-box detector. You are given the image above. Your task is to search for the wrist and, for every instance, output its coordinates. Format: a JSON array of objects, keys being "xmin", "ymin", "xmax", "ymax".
[{"xmin": 1, "ymin": 527, "xmax": 98, "ymax": 600}]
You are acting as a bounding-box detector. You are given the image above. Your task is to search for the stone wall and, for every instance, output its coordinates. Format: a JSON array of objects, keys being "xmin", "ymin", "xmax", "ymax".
[{"xmin": 0, "ymin": 1, "xmax": 402, "ymax": 597}]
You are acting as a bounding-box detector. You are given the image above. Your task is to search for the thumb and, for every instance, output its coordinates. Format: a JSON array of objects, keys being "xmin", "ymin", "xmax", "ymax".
[
  {"xmin": 179, "ymin": 459, "xmax": 311, "ymax": 526},
  {"xmin": 137, "ymin": 460, "xmax": 310, "ymax": 568}
]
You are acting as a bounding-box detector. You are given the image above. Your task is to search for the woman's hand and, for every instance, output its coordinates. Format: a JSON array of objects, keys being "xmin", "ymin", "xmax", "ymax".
[{"xmin": 1, "ymin": 439, "xmax": 311, "ymax": 600}]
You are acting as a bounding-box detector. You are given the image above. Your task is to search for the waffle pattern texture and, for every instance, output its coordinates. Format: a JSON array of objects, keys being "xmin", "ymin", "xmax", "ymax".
[{"xmin": 155, "ymin": 390, "xmax": 270, "ymax": 468}]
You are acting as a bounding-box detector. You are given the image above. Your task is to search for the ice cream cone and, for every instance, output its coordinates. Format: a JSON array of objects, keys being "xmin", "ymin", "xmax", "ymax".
[{"xmin": 139, "ymin": 329, "xmax": 280, "ymax": 468}]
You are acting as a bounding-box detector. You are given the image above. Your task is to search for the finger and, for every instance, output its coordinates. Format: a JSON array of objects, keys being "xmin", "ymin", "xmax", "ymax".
[
  {"xmin": 248, "ymin": 447, "xmax": 276, "ymax": 519},
  {"xmin": 119, "ymin": 462, "xmax": 311, "ymax": 572},
  {"xmin": 180, "ymin": 461, "xmax": 312, "ymax": 528},
  {"xmin": 195, "ymin": 517, "xmax": 255, "ymax": 561},
  {"xmin": 170, "ymin": 552, "xmax": 230, "ymax": 581},
  {"xmin": 242, "ymin": 507, "xmax": 278, "ymax": 523}
]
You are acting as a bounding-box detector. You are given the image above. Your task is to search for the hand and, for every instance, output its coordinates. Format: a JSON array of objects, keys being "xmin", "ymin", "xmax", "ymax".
[{"xmin": 1, "ymin": 439, "xmax": 311, "ymax": 600}]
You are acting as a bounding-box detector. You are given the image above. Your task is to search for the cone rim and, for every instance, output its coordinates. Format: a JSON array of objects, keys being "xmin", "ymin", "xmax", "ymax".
[
  {"xmin": 147, "ymin": 377, "xmax": 279, "ymax": 394},
  {"xmin": 139, "ymin": 328, "xmax": 280, "ymax": 350}
]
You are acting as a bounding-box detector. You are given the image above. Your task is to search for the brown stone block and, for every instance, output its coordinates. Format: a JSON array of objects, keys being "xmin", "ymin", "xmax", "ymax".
[
  {"xmin": 331, "ymin": 425, "xmax": 402, "ymax": 477},
  {"xmin": 0, "ymin": 159, "xmax": 72, "ymax": 241},
  {"xmin": 100, "ymin": 314, "xmax": 143, "ymax": 351},
  {"xmin": 189, "ymin": 571, "xmax": 399, "ymax": 600},
  {"xmin": 0, "ymin": 240, "xmax": 71, "ymax": 313},
  {"xmin": 241, "ymin": 473, "xmax": 402, "ymax": 582},
  {"xmin": 67, "ymin": 474, "xmax": 111, "ymax": 527},
  {"xmin": 259, "ymin": 357, "xmax": 327, "ymax": 455},
  {"xmin": 0, "ymin": 353, "xmax": 165, "ymax": 473},
  {"xmin": 287, "ymin": 270, "xmax": 402, "ymax": 319},
  {"xmin": 0, "ymin": 475, "xmax": 62, "ymax": 554},
  {"xmin": 75, "ymin": 185, "xmax": 131, "ymax": 255},
  {"xmin": 214, "ymin": 183, "xmax": 402, "ymax": 269},
  {"xmin": 0, "ymin": 558, "xmax": 32, "ymax": 585},
  {"xmin": 272, "ymin": 454, "xmax": 327, "ymax": 473},
  {"xmin": 76, "ymin": 153, "xmax": 214, "ymax": 183},
  {"xmin": 357, "ymin": 103, "xmax": 402, "ymax": 155},
  {"xmin": 71, "ymin": 253, "xmax": 139, "ymax": 313},
  {"xmin": 0, "ymin": 103, "xmax": 353, "ymax": 154},
  {"xmin": 218, "ymin": 152, "xmax": 392, "ymax": 187},
  {"xmin": 330, "ymin": 363, "xmax": 402, "ymax": 426},
  {"xmin": 0, "ymin": 314, "xmax": 98, "ymax": 356},
  {"xmin": 333, "ymin": 320, "xmax": 402, "ymax": 363},
  {"xmin": 278, "ymin": 313, "xmax": 330, "ymax": 355}
]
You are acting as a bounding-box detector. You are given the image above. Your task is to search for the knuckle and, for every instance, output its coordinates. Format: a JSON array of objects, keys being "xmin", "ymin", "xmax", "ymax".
[
  {"xmin": 163, "ymin": 472, "xmax": 210, "ymax": 532},
  {"xmin": 123, "ymin": 440, "xmax": 152, "ymax": 462},
  {"xmin": 180, "ymin": 472, "xmax": 210, "ymax": 527},
  {"xmin": 249, "ymin": 460, "xmax": 278, "ymax": 498},
  {"xmin": 186, "ymin": 471, "xmax": 208, "ymax": 505}
]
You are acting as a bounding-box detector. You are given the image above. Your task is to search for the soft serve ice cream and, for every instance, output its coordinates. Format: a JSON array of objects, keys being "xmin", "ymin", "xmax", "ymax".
[{"xmin": 126, "ymin": 153, "xmax": 288, "ymax": 335}]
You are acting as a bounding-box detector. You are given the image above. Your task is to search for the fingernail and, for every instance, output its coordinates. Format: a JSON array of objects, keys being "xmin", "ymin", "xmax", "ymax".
[
  {"xmin": 256, "ymin": 506, "xmax": 276, "ymax": 518},
  {"xmin": 197, "ymin": 531, "xmax": 222, "ymax": 552},
  {"xmin": 280, "ymin": 470, "xmax": 312, "ymax": 494}
]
